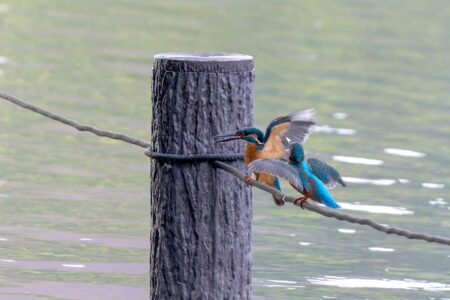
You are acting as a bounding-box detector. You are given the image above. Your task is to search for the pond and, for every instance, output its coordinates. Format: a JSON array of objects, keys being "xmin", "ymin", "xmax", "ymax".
[{"xmin": 0, "ymin": 0, "xmax": 449, "ymax": 299}]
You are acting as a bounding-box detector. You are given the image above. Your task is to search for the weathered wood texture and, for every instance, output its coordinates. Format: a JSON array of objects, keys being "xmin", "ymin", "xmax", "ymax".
[{"xmin": 150, "ymin": 52, "xmax": 254, "ymax": 300}]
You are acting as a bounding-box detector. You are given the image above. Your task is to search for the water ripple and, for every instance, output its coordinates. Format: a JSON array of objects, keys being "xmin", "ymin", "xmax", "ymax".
[
  {"xmin": 333, "ymin": 112, "xmax": 348, "ymax": 120},
  {"xmin": 0, "ymin": 282, "xmax": 147, "ymax": 300},
  {"xmin": 429, "ymin": 198, "xmax": 446, "ymax": 206},
  {"xmin": 0, "ymin": 226, "xmax": 148, "ymax": 249},
  {"xmin": 0, "ymin": 4, "xmax": 9, "ymax": 14},
  {"xmin": 268, "ymin": 280, "xmax": 297, "ymax": 284},
  {"xmin": 340, "ymin": 202, "xmax": 414, "ymax": 215},
  {"xmin": 315, "ymin": 125, "xmax": 356, "ymax": 135},
  {"xmin": 299, "ymin": 242, "xmax": 312, "ymax": 246},
  {"xmin": 369, "ymin": 247, "xmax": 395, "ymax": 252},
  {"xmin": 0, "ymin": 260, "xmax": 146, "ymax": 274},
  {"xmin": 333, "ymin": 156, "xmax": 383, "ymax": 165},
  {"xmin": 337, "ymin": 228, "xmax": 356, "ymax": 234},
  {"xmin": 422, "ymin": 183, "xmax": 445, "ymax": 189},
  {"xmin": 62, "ymin": 264, "xmax": 86, "ymax": 268},
  {"xmin": 308, "ymin": 276, "xmax": 450, "ymax": 291},
  {"xmin": 341, "ymin": 177, "xmax": 396, "ymax": 186},
  {"xmin": 384, "ymin": 148, "xmax": 426, "ymax": 158}
]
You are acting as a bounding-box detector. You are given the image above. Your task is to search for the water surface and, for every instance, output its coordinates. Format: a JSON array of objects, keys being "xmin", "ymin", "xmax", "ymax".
[{"xmin": 0, "ymin": 0, "xmax": 449, "ymax": 299}]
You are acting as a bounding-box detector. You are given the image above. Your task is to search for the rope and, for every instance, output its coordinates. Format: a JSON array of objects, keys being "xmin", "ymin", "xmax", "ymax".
[
  {"xmin": 214, "ymin": 161, "xmax": 450, "ymax": 246},
  {"xmin": 145, "ymin": 150, "xmax": 243, "ymax": 162},
  {"xmin": 2, "ymin": 90, "xmax": 450, "ymax": 246},
  {"xmin": 0, "ymin": 90, "xmax": 150, "ymax": 149}
]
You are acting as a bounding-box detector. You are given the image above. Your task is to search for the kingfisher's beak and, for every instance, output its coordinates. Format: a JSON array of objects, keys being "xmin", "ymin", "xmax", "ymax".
[{"xmin": 213, "ymin": 132, "xmax": 243, "ymax": 143}]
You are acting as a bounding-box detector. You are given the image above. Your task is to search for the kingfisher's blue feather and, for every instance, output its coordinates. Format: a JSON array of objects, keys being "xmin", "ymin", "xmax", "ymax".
[
  {"xmin": 307, "ymin": 158, "xmax": 346, "ymax": 188},
  {"xmin": 237, "ymin": 128, "xmax": 264, "ymax": 142},
  {"xmin": 273, "ymin": 177, "xmax": 282, "ymax": 191},
  {"xmin": 249, "ymin": 143, "xmax": 343, "ymax": 209},
  {"xmin": 309, "ymin": 177, "xmax": 341, "ymax": 208},
  {"xmin": 249, "ymin": 159, "xmax": 304, "ymax": 191}
]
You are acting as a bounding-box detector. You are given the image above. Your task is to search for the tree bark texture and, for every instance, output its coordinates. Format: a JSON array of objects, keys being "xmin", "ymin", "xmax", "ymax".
[{"xmin": 150, "ymin": 52, "xmax": 254, "ymax": 300}]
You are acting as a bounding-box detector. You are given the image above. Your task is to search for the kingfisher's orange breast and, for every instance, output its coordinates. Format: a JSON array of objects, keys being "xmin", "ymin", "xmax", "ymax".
[
  {"xmin": 244, "ymin": 140, "xmax": 286, "ymax": 165},
  {"xmin": 244, "ymin": 141, "xmax": 287, "ymax": 190}
]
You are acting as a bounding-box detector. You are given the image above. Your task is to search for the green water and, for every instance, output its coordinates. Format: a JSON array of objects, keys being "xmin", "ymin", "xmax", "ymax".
[{"xmin": 0, "ymin": 0, "xmax": 449, "ymax": 299}]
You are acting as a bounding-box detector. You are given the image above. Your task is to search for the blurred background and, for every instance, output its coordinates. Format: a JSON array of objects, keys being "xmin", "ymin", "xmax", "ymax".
[{"xmin": 0, "ymin": 1, "xmax": 449, "ymax": 299}]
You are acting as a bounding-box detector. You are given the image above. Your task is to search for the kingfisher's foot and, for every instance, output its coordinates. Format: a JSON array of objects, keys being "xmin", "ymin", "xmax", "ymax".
[
  {"xmin": 294, "ymin": 197, "xmax": 308, "ymax": 209},
  {"xmin": 273, "ymin": 195, "xmax": 285, "ymax": 206},
  {"xmin": 244, "ymin": 175, "xmax": 253, "ymax": 183}
]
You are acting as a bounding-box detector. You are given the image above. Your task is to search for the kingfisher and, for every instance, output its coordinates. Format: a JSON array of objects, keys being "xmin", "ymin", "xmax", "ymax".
[
  {"xmin": 248, "ymin": 143, "xmax": 346, "ymax": 209},
  {"xmin": 214, "ymin": 109, "xmax": 316, "ymax": 206}
]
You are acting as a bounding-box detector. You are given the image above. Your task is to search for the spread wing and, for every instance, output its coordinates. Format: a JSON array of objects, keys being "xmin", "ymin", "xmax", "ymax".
[
  {"xmin": 307, "ymin": 158, "xmax": 346, "ymax": 189},
  {"xmin": 264, "ymin": 109, "xmax": 316, "ymax": 143},
  {"xmin": 248, "ymin": 159, "xmax": 303, "ymax": 192},
  {"xmin": 263, "ymin": 109, "xmax": 316, "ymax": 157}
]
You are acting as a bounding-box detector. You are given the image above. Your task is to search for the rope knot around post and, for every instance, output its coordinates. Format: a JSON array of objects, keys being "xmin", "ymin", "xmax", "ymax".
[{"xmin": 145, "ymin": 150, "xmax": 244, "ymax": 163}]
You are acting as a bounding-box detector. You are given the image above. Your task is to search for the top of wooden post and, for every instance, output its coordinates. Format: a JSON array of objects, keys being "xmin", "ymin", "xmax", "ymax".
[{"xmin": 153, "ymin": 52, "xmax": 254, "ymax": 73}]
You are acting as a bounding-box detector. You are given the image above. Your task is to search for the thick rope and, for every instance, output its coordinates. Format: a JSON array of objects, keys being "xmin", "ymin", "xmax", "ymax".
[
  {"xmin": 1, "ymin": 90, "xmax": 450, "ymax": 246},
  {"xmin": 0, "ymin": 90, "xmax": 150, "ymax": 149},
  {"xmin": 214, "ymin": 161, "xmax": 450, "ymax": 246},
  {"xmin": 145, "ymin": 150, "xmax": 243, "ymax": 162}
]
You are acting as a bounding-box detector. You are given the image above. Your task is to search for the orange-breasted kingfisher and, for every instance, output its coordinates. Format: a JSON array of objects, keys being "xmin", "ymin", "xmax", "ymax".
[
  {"xmin": 214, "ymin": 109, "xmax": 316, "ymax": 206},
  {"xmin": 248, "ymin": 143, "xmax": 346, "ymax": 209}
]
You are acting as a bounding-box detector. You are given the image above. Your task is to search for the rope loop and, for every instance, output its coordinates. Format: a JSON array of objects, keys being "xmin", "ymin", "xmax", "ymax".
[{"xmin": 145, "ymin": 150, "xmax": 244, "ymax": 163}]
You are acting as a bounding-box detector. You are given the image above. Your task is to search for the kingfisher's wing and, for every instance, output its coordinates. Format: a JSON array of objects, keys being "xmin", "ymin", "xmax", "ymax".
[
  {"xmin": 263, "ymin": 109, "xmax": 316, "ymax": 145},
  {"xmin": 307, "ymin": 158, "xmax": 346, "ymax": 189},
  {"xmin": 248, "ymin": 159, "xmax": 303, "ymax": 192}
]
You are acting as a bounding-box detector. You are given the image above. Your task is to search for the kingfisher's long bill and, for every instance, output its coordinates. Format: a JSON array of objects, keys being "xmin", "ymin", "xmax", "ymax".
[
  {"xmin": 214, "ymin": 133, "xmax": 247, "ymax": 143},
  {"xmin": 213, "ymin": 109, "xmax": 316, "ymax": 206}
]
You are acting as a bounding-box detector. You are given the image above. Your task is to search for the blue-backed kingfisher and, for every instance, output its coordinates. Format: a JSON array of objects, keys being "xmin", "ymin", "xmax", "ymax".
[
  {"xmin": 214, "ymin": 109, "xmax": 316, "ymax": 206},
  {"xmin": 248, "ymin": 143, "xmax": 346, "ymax": 209}
]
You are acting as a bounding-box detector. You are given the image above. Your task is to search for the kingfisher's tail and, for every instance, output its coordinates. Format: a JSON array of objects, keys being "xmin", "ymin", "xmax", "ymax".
[{"xmin": 312, "ymin": 178, "xmax": 341, "ymax": 209}]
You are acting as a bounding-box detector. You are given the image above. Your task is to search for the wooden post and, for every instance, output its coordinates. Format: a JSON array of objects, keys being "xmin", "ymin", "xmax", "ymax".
[{"xmin": 150, "ymin": 52, "xmax": 254, "ymax": 299}]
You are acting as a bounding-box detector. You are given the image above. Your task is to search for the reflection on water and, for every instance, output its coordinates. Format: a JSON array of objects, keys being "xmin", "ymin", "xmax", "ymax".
[
  {"xmin": 0, "ymin": 226, "xmax": 148, "ymax": 249},
  {"xmin": 308, "ymin": 276, "xmax": 450, "ymax": 291},
  {"xmin": 384, "ymin": 148, "xmax": 426, "ymax": 158},
  {"xmin": 0, "ymin": 260, "xmax": 147, "ymax": 274},
  {"xmin": 0, "ymin": 4, "xmax": 9, "ymax": 14},
  {"xmin": 261, "ymin": 279, "xmax": 305, "ymax": 289},
  {"xmin": 398, "ymin": 178, "xmax": 410, "ymax": 184},
  {"xmin": 268, "ymin": 280, "xmax": 297, "ymax": 284},
  {"xmin": 333, "ymin": 112, "xmax": 348, "ymax": 120},
  {"xmin": 1, "ymin": 1, "xmax": 450, "ymax": 299},
  {"xmin": 315, "ymin": 125, "xmax": 356, "ymax": 135},
  {"xmin": 0, "ymin": 282, "xmax": 147, "ymax": 300},
  {"xmin": 299, "ymin": 242, "xmax": 312, "ymax": 246},
  {"xmin": 340, "ymin": 202, "xmax": 414, "ymax": 215},
  {"xmin": 62, "ymin": 264, "xmax": 86, "ymax": 268},
  {"xmin": 422, "ymin": 183, "xmax": 445, "ymax": 189},
  {"xmin": 369, "ymin": 247, "xmax": 395, "ymax": 252},
  {"xmin": 429, "ymin": 198, "xmax": 446, "ymax": 206},
  {"xmin": 341, "ymin": 176, "xmax": 396, "ymax": 186},
  {"xmin": 332, "ymin": 156, "xmax": 383, "ymax": 165},
  {"xmin": 337, "ymin": 228, "xmax": 356, "ymax": 234}
]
